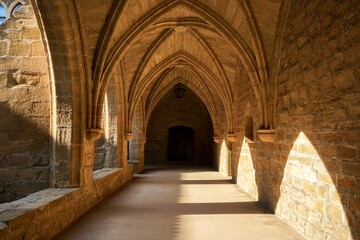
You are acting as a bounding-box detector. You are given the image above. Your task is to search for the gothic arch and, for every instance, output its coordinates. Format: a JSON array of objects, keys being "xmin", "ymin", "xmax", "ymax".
[
  {"xmin": 31, "ymin": 0, "xmax": 87, "ymax": 187},
  {"xmin": 90, "ymin": 0, "xmax": 268, "ymax": 133},
  {"xmin": 144, "ymin": 77, "xmax": 220, "ymax": 136}
]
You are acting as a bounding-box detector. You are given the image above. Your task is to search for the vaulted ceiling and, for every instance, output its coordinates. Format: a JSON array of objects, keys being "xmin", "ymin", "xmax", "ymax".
[{"xmin": 37, "ymin": 0, "xmax": 285, "ymax": 134}]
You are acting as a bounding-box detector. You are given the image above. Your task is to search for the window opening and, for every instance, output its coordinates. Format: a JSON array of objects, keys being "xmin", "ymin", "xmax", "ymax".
[
  {"xmin": 0, "ymin": 5, "xmax": 6, "ymax": 24},
  {"xmin": 11, "ymin": 2, "xmax": 23, "ymax": 15}
]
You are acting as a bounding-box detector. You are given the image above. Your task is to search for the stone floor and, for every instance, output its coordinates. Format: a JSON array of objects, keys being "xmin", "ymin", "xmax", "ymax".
[{"xmin": 55, "ymin": 166, "xmax": 303, "ymax": 240}]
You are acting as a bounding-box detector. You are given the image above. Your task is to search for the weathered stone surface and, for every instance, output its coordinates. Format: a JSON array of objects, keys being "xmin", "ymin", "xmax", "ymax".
[
  {"xmin": 0, "ymin": 0, "xmax": 50, "ymax": 203},
  {"xmin": 0, "ymin": 168, "xmax": 132, "ymax": 240},
  {"xmin": 0, "ymin": 0, "xmax": 359, "ymax": 239}
]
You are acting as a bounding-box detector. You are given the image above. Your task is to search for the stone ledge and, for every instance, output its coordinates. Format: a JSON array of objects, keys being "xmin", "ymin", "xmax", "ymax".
[
  {"xmin": 93, "ymin": 168, "xmax": 122, "ymax": 181},
  {"xmin": 0, "ymin": 167, "xmax": 133, "ymax": 240}
]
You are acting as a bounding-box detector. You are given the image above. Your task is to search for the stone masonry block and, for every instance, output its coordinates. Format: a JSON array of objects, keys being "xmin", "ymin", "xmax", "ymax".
[
  {"xmin": 21, "ymin": 28, "xmax": 41, "ymax": 40},
  {"xmin": 8, "ymin": 41, "xmax": 30, "ymax": 56},
  {"xmin": 337, "ymin": 146, "xmax": 358, "ymax": 161},
  {"xmin": 0, "ymin": 116, "xmax": 20, "ymax": 131},
  {"xmin": 19, "ymin": 169, "xmax": 49, "ymax": 181},
  {"xmin": 0, "ymin": 41, "xmax": 9, "ymax": 56},
  {"xmin": 333, "ymin": 70, "xmax": 355, "ymax": 92},
  {"xmin": 0, "ymin": 169, "xmax": 17, "ymax": 181},
  {"xmin": 344, "ymin": 43, "xmax": 360, "ymax": 66},
  {"xmin": 344, "ymin": 131, "xmax": 360, "ymax": 144},
  {"xmin": 30, "ymin": 41, "xmax": 45, "ymax": 56},
  {"xmin": 325, "ymin": 204, "xmax": 344, "ymax": 225},
  {"xmin": 329, "ymin": 53, "xmax": 345, "ymax": 72},
  {"xmin": 7, "ymin": 154, "xmax": 28, "ymax": 168},
  {"xmin": 337, "ymin": 176, "xmax": 356, "ymax": 194},
  {"xmin": 349, "ymin": 198, "xmax": 360, "ymax": 212},
  {"xmin": 339, "ymin": 26, "xmax": 360, "ymax": 50},
  {"xmin": 342, "ymin": 163, "xmax": 360, "ymax": 177}
]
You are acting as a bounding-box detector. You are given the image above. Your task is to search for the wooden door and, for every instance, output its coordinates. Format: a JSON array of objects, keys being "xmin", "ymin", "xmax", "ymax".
[{"xmin": 168, "ymin": 126, "xmax": 194, "ymax": 161}]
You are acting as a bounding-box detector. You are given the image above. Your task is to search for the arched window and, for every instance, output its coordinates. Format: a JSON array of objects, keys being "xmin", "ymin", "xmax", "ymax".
[
  {"xmin": 0, "ymin": 4, "xmax": 6, "ymax": 24},
  {"xmin": 11, "ymin": 2, "xmax": 23, "ymax": 15}
]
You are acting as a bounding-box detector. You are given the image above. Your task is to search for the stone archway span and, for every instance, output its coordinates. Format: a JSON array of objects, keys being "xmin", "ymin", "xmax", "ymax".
[
  {"xmin": 144, "ymin": 77, "xmax": 220, "ymax": 136},
  {"xmin": 127, "ymin": 26, "xmax": 233, "ymax": 106},
  {"xmin": 127, "ymin": 52, "xmax": 232, "ymax": 133},
  {"xmin": 129, "ymin": 51, "xmax": 230, "ymax": 108},
  {"xmin": 90, "ymin": 0, "xmax": 267, "ymax": 132},
  {"xmin": 31, "ymin": 0, "xmax": 87, "ymax": 187}
]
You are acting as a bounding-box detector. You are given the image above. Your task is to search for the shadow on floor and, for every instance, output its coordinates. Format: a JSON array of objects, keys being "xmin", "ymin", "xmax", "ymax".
[{"xmin": 54, "ymin": 167, "xmax": 303, "ymax": 240}]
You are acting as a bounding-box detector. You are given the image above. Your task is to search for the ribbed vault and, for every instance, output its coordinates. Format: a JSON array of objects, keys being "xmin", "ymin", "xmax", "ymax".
[{"xmin": 87, "ymin": 0, "xmax": 282, "ymax": 134}]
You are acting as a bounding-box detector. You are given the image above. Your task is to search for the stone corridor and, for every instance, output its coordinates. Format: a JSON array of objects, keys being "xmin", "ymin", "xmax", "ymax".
[
  {"xmin": 56, "ymin": 167, "xmax": 303, "ymax": 240},
  {"xmin": 0, "ymin": 0, "xmax": 359, "ymax": 239}
]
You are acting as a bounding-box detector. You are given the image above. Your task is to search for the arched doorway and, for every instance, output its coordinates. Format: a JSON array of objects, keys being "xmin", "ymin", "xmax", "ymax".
[{"xmin": 168, "ymin": 126, "xmax": 194, "ymax": 162}]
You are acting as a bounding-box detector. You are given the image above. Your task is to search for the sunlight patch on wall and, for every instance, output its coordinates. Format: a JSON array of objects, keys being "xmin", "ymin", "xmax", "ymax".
[
  {"xmin": 104, "ymin": 93, "xmax": 110, "ymax": 142},
  {"xmin": 276, "ymin": 132, "xmax": 352, "ymax": 239},
  {"xmin": 219, "ymin": 140, "xmax": 230, "ymax": 177},
  {"xmin": 236, "ymin": 138, "xmax": 258, "ymax": 200}
]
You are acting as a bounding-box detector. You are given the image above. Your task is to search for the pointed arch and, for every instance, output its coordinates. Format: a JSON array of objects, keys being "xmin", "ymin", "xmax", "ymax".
[
  {"xmin": 9, "ymin": 0, "xmax": 25, "ymax": 15},
  {"xmin": 144, "ymin": 75, "xmax": 220, "ymax": 135},
  {"xmin": 127, "ymin": 51, "xmax": 232, "ymax": 133},
  {"xmin": 90, "ymin": 0, "xmax": 267, "ymax": 131},
  {"xmin": 31, "ymin": 0, "xmax": 87, "ymax": 187}
]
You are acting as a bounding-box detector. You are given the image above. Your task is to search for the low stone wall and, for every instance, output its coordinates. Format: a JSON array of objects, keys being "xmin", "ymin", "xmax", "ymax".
[{"xmin": 0, "ymin": 166, "xmax": 134, "ymax": 240}]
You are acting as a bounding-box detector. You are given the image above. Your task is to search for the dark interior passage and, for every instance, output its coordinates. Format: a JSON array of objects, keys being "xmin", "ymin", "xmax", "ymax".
[
  {"xmin": 168, "ymin": 126, "xmax": 194, "ymax": 162},
  {"xmin": 145, "ymin": 85, "xmax": 215, "ymax": 167}
]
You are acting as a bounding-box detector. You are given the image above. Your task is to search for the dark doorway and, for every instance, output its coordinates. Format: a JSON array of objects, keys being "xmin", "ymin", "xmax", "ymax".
[{"xmin": 168, "ymin": 126, "xmax": 194, "ymax": 161}]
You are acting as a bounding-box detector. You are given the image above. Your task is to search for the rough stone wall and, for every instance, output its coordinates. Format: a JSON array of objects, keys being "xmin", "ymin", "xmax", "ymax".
[
  {"xmin": 233, "ymin": 1, "xmax": 360, "ymax": 239},
  {"xmin": 0, "ymin": 1, "xmax": 50, "ymax": 203},
  {"xmin": 93, "ymin": 106, "xmax": 106, "ymax": 171},
  {"xmin": 273, "ymin": 1, "xmax": 360, "ymax": 239},
  {"xmin": 145, "ymin": 86, "xmax": 214, "ymax": 165},
  {"xmin": 0, "ymin": 166, "xmax": 133, "ymax": 240},
  {"xmin": 129, "ymin": 102, "xmax": 145, "ymax": 172},
  {"xmin": 232, "ymin": 64, "xmax": 260, "ymax": 200},
  {"xmin": 104, "ymin": 80, "xmax": 119, "ymax": 168},
  {"xmin": 94, "ymin": 82, "xmax": 119, "ymax": 171}
]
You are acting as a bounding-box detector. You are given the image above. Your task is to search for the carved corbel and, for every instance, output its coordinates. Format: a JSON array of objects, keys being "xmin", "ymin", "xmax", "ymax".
[
  {"xmin": 213, "ymin": 136, "xmax": 221, "ymax": 143},
  {"xmin": 257, "ymin": 129, "xmax": 275, "ymax": 143},
  {"xmin": 125, "ymin": 132, "xmax": 134, "ymax": 141},
  {"xmin": 86, "ymin": 128, "xmax": 103, "ymax": 141},
  {"xmin": 227, "ymin": 133, "xmax": 237, "ymax": 143}
]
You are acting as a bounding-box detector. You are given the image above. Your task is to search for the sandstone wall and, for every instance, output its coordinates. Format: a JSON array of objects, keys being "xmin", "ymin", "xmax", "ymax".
[
  {"xmin": 129, "ymin": 102, "xmax": 145, "ymax": 173},
  {"xmin": 274, "ymin": 1, "xmax": 359, "ymax": 239},
  {"xmin": 0, "ymin": 1, "xmax": 50, "ymax": 203},
  {"xmin": 93, "ymin": 83, "xmax": 119, "ymax": 171},
  {"xmin": 234, "ymin": 1, "xmax": 360, "ymax": 239},
  {"xmin": 231, "ymin": 64, "xmax": 261, "ymax": 200},
  {"xmin": 0, "ymin": 166, "xmax": 133, "ymax": 240}
]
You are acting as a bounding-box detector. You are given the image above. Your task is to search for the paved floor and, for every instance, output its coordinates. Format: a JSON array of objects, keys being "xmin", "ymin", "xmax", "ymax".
[{"xmin": 56, "ymin": 167, "xmax": 303, "ymax": 240}]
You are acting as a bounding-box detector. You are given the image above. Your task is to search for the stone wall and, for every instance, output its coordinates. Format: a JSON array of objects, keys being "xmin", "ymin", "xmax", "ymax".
[
  {"xmin": 233, "ymin": 1, "xmax": 360, "ymax": 239},
  {"xmin": 0, "ymin": 0, "xmax": 51, "ymax": 203},
  {"xmin": 129, "ymin": 102, "xmax": 145, "ymax": 173},
  {"xmin": 93, "ymin": 82, "xmax": 119, "ymax": 171},
  {"xmin": 0, "ymin": 166, "xmax": 133, "ymax": 240},
  {"xmin": 231, "ymin": 64, "xmax": 260, "ymax": 200},
  {"xmin": 145, "ymin": 86, "xmax": 214, "ymax": 166},
  {"xmin": 273, "ymin": 1, "xmax": 360, "ymax": 239}
]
